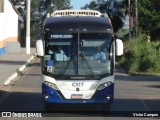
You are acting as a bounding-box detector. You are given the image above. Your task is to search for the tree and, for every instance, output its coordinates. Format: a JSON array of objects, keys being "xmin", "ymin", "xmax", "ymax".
[
  {"xmin": 82, "ymin": 0, "xmax": 124, "ymax": 33},
  {"xmin": 120, "ymin": 0, "xmax": 160, "ymax": 40},
  {"xmin": 11, "ymin": 0, "xmax": 72, "ymax": 45},
  {"xmin": 138, "ymin": 0, "xmax": 160, "ymax": 40},
  {"xmin": 43, "ymin": 0, "xmax": 72, "ymax": 12},
  {"xmin": 81, "ymin": 1, "xmax": 97, "ymax": 10}
]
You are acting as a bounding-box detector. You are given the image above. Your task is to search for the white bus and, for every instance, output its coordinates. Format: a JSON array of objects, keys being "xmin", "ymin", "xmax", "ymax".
[{"xmin": 36, "ymin": 10, "xmax": 123, "ymax": 111}]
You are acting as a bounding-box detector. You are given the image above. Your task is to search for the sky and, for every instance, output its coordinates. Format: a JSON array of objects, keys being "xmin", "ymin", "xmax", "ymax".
[{"xmin": 71, "ymin": 0, "xmax": 94, "ymax": 10}]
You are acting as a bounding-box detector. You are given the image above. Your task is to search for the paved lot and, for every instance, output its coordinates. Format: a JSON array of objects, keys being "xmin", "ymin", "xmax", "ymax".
[{"xmin": 0, "ymin": 48, "xmax": 36, "ymax": 84}]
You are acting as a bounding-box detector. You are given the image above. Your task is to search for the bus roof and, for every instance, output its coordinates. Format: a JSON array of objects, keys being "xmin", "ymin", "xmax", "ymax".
[{"xmin": 44, "ymin": 16, "xmax": 113, "ymax": 32}]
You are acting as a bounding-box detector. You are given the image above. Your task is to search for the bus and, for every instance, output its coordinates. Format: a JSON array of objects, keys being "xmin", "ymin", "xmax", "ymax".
[{"xmin": 36, "ymin": 10, "xmax": 123, "ymax": 111}]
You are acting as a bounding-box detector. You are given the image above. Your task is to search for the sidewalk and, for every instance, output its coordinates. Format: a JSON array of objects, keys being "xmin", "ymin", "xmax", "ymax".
[{"xmin": 0, "ymin": 48, "xmax": 36, "ymax": 85}]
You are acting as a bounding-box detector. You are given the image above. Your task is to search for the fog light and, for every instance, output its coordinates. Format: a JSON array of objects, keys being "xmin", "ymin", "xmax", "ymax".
[
  {"xmin": 45, "ymin": 95, "xmax": 49, "ymax": 100},
  {"xmin": 106, "ymin": 95, "xmax": 111, "ymax": 100}
]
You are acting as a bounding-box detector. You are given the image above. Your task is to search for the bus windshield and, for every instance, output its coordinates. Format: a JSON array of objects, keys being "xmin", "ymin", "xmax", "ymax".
[{"xmin": 44, "ymin": 32, "xmax": 114, "ymax": 78}]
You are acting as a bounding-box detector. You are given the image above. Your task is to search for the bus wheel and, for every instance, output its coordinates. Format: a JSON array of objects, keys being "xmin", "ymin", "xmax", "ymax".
[
  {"xmin": 101, "ymin": 104, "xmax": 111, "ymax": 111},
  {"xmin": 44, "ymin": 103, "xmax": 52, "ymax": 111}
]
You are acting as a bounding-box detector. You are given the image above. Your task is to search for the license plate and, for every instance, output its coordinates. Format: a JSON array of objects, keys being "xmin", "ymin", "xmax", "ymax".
[{"xmin": 71, "ymin": 94, "xmax": 83, "ymax": 99}]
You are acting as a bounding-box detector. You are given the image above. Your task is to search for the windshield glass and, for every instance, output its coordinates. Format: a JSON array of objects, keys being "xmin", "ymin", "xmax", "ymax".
[{"xmin": 43, "ymin": 32, "xmax": 114, "ymax": 78}]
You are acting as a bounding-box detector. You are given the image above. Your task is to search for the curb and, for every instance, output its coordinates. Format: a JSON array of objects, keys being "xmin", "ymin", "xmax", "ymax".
[{"xmin": 3, "ymin": 54, "xmax": 36, "ymax": 86}]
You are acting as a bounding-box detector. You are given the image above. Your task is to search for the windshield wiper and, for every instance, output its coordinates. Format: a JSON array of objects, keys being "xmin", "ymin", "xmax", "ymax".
[
  {"xmin": 80, "ymin": 53, "xmax": 96, "ymax": 79},
  {"xmin": 60, "ymin": 43, "xmax": 76, "ymax": 78},
  {"xmin": 60, "ymin": 56, "xmax": 73, "ymax": 78},
  {"xmin": 60, "ymin": 53, "xmax": 96, "ymax": 79}
]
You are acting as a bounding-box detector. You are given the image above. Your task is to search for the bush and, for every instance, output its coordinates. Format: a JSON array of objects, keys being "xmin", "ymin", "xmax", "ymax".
[{"xmin": 119, "ymin": 34, "xmax": 160, "ymax": 74}]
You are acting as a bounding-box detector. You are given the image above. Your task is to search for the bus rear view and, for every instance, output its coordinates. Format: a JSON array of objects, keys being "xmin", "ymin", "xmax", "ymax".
[{"xmin": 36, "ymin": 10, "xmax": 123, "ymax": 111}]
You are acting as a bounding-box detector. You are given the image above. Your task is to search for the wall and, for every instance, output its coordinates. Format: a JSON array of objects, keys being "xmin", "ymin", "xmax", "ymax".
[
  {"xmin": 0, "ymin": 0, "xmax": 20, "ymax": 55},
  {"xmin": 0, "ymin": 13, "xmax": 5, "ymax": 55}
]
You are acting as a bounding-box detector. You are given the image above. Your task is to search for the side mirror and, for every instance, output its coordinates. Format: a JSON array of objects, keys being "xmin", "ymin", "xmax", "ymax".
[
  {"xmin": 36, "ymin": 39, "xmax": 44, "ymax": 57},
  {"xmin": 116, "ymin": 39, "xmax": 123, "ymax": 56}
]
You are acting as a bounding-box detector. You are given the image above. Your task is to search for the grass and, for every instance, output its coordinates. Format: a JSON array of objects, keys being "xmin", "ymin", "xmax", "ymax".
[{"xmin": 16, "ymin": 69, "xmax": 24, "ymax": 76}]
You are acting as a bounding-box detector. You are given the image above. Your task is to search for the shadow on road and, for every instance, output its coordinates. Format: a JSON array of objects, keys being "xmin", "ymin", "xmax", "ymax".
[
  {"xmin": 115, "ymin": 74, "xmax": 160, "ymax": 82},
  {"xmin": 115, "ymin": 63, "xmax": 160, "ymax": 82},
  {"xmin": 0, "ymin": 91, "xmax": 160, "ymax": 111},
  {"xmin": 111, "ymin": 98, "xmax": 160, "ymax": 111},
  {"xmin": 0, "ymin": 91, "xmax": 43, "ymax": 112},
  {"xmin": 146, "ymin": 85, "xmax": 160, "ymax": 89},
  {"xmin": 0, "ymin": 90, "xmax": 6, "ymax": 98},
  {"xmin": 0, "ymin": 60, "xmax": 26, "ymax": 65}
]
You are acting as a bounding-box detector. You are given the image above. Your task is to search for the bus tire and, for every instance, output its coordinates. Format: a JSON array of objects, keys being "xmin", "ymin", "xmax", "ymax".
[
  {"xmin": 44, "ymin": 103, "xmax": 52, "ymax": 111},
  {"xmin": 101, "ymin": 104, "xmax": 111, "ymax": 111}
]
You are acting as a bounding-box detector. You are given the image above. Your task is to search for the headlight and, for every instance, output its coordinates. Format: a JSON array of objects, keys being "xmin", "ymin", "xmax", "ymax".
[
  {"xmin": 44, "ymin": 81, "xmax": 59, "ymax": 90},
  {"xmin": 97, "ymin": 81, "xmax": 112, "ymax": 90}
]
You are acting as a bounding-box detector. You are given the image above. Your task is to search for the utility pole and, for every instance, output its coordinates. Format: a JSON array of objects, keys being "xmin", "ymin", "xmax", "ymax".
[
  {"xmin": 135, "ymin": 0, "xmax": 138, "ymax": 63},
  {"xmin": 26, "ymin": 0, "xmax": 31, "ymax": 54},
  {"xmin": 135, "ymin": 0, "xmax": 138, "ymax": 38},
  {"xmin": 128, "ymin": 0, "xmax": 132, "ymax": 41}
]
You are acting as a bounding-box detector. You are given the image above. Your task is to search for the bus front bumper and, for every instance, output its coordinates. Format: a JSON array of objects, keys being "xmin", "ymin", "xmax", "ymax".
[{"xmin": 42, "ymin": 83, "xmax": 114, "ymax": 104}]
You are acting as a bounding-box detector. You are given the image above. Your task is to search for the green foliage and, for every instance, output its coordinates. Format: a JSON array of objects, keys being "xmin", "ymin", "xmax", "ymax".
[
  {"xmin": 50, "ymin": 0, "xmax": 72, "ymax": 10},
  {"xmin": 81, "ymin": 0, "xmax": 124, "ymax": 32},
  {"xmin": 118, "ymin": 0, "xmax": 160, "ymax": 40},
  {"xmin": 30, "ymin": 0, "xmax": 72, "ymax": 40},
  {"xmin": 81, "ymin": 1, "xmax": 97, "ymax": 10},
  {"xmin": 16, "ymin": 69, "xmax": 24, "ymax": 76},
  {"xmin": 138, "ymin": 0, "xmax": 160, "ymax": 32},
  {"xmin": 119, "ymin": 34, "xmax": 160, "ymax": 74},
  {"xmin": 31, "ymin": 22, "xmax": 40, "ymax": 41}
]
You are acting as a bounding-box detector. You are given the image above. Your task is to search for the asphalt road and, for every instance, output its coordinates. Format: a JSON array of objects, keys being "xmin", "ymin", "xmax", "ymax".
[{"xmin": 0, "ymin": 60, "xmax": 160, "ymax": 119}]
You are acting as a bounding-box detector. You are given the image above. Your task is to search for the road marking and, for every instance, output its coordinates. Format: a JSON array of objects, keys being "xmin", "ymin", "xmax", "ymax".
[{"xmin": 140, "ymin": 100, "xmax": 149, "ymax": 111}]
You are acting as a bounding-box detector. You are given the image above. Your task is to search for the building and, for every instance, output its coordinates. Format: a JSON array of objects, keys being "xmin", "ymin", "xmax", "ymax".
[{"xmin": 0, "ymin": 0, "xmax": 20, "ymax": 55}]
